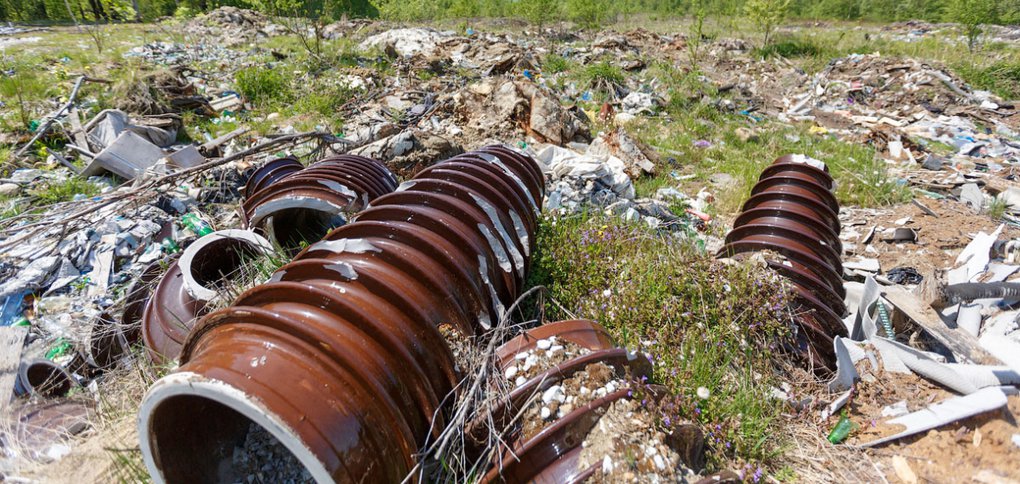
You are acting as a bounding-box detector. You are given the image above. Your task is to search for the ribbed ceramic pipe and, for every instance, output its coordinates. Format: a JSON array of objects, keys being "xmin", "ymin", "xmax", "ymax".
[
  {"xmin": 141, "ymin": 156, "xmax": 397, "ymax": 364},
  {"xmin": 478, "ymin": 319, "xmax": 654, "ymax": 483},
  {"xmin": 718, "ymin": 155, "xmax": 848, "ymax": 370},
  {"xmin": 241, "ymin": 154, "xmax": 399, "ymax": 249},
  {"xmin": 138, "ymin": 147, "xmax": 544, "ymax": 483}
]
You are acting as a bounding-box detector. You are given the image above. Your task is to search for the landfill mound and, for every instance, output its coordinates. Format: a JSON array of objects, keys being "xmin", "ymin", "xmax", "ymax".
[{"xmin": 1, "ymin": 15, "xmax": 1020, "ymax": 484}]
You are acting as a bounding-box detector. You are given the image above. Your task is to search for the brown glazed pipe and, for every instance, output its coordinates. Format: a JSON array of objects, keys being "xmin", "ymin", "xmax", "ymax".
[
  {"xmin": 719, "ymin": 155, "xmax": 848, "ymax": 371},
  {"xmin": 476, "ymin": 321, "xmax": 702, "ymax": 483},
  {"xmin": 141, "ymin": 156, "xmax": 397, "ymax": 364},
  {"xmin": 241, "ymin": 154, "xmax": 397, "ymax": 250},
  {"xmin": 138, "ymin": 147, "xmax": 544, "ymax": 483}
]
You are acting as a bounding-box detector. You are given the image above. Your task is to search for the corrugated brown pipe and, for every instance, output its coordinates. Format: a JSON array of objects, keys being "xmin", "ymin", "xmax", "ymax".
[
  {"xmin": 477, "ymin": 319, "xmax": 706, "ymax": 483},
  {"xmin": 138, "ymin": 146, "xmax": 544, "ymax": 483},
  {"xmin": 718, "ymin": 155, "xmax": 847, "ymax": 371},
  {"xmin": 139, "ymin": 156, "xmax": 397, "ymax": 364},
  {"xmin": 241, "ymin": 154, "xmax": 399, "ymax": 250}
]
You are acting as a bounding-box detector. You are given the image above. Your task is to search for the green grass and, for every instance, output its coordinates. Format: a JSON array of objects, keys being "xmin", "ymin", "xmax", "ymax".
[
  {"xmin": 623, "ymin": 62, "xmax": 911, "ymax": 212},
  {"xmin": 987, "ymin": 196, "xmax": 1008, "ymax": 220},
  {"xmin": 953, "ymin": 61, "xmax": 1020, "ymax": 100},
  {"xmin": 31, "ymin": 177, "xmax": 100, "ymax": 205},
  {"xmin": 528, "ymin": 212, "xmax": 794, "ymax": 469},
  {"xmin": 753, "ymin": 38, "xmax": 821, "ymax": 59},
  {"xmin": 541, "ymin": 53, "xmax": 573, "ymax": 74},
  {"xmin": 582, "ymin": 60, "xmax": 625, "ymax": 85},
  {"xmin": 235, "ymin": 67, "xmax": 293, "ymax": 108},
  {"xmin": 0, "ymin": 195, "xmax": 27, "ymax": 220}
]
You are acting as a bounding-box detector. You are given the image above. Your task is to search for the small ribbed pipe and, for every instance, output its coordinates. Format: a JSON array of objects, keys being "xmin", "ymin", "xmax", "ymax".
[
  {"xmin": 241, "ymin": 154, "xmax": 398, "ymax": 250},
  {"xmin": 718, "ymin": 155, "xmax": 847, "ymax": 371},
  {"xmin": 139, "ymin": 147, "xmax": 544, "ymax": 483},
  {"xmin": 477, "ymin": 320, "xmax": 701, "ymax": 483}
]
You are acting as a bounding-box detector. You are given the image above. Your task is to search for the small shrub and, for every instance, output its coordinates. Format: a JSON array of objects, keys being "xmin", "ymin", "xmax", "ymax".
[
  {"xmin": 293, "ymin": 83, "xmax": 358, "ymax": 117},
  {"xmin": 566, "ymin": 0, "xmax": 613, "ymax": 29},
  {"xmin": 235, "ymin": 67, "xmax": 292, "ymax": 107},
  {"xmin": 583, "ymin": 60, "xmax": 624, "ymax": 85},
  {"xmin": 541, "ymin": 53, "xmax": 571, "ymax": 75},
  {"xmin": 744, "ymin": 0, "xmax": 790, "ymax": 47}
]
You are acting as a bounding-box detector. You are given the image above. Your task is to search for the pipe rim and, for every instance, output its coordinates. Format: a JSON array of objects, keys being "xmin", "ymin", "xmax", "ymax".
[{"xmin": 139, "ymin": 371, "xmax": 331, "ymax": 484}]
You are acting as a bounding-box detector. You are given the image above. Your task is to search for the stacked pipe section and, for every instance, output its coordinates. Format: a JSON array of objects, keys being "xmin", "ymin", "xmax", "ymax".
[
  {"xmin": 241, "ymin": 154, "xmax": 399, "ymax": 249},
  {"xmin": 138, "ymin": 155, "xmax": 396, "ymax": 363},
  {"xmin": 718, "ymin": 155, "xmax": 847, "ymax": 370},
  {"xmin": 473, "ymin": 319, "xmax": 711, "ymax": 483},
  {"xmin": 137, "ymin": 146, "xmax": 544, "ymax": 483}
]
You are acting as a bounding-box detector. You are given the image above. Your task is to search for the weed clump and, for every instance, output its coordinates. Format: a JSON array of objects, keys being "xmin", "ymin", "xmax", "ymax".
[
  {"xmin": 32, "ymin": 177, "xmax": 100, "ymax": 204},
  {"xmin": 235, "ymin": 67, "xmax": 292, "ymax": 107},
  {"xmin": 529, "ymin": 212, "xmax": 795, "ymax": 469}
]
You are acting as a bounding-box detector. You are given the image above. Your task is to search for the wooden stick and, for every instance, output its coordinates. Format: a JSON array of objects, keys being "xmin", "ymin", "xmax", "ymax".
[{"xmin": 13, "ymin": 76, "xmax": 87, "ymax": 160}]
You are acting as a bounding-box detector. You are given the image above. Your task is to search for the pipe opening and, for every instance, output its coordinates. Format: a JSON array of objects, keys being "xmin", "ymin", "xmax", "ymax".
[
  {"xmin": 147, "ymin": 394, "xmax": 313, "ymax": 483},
  {"xmin": 18, "ymin": 360, "xmax": 77, "ymax": 397},
  {"xmin": 189, "ymin": 241, "xmax": 258, "ymax": 291},
  {"xmin": 265, "ymin": 208, "xmax": 347, "ymax": 251}
]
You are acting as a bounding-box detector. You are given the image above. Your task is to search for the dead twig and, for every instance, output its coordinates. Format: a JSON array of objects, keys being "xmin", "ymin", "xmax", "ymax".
[{"xmin": 13, "ymin": 76, "xmax": 88, "ymax": 161}]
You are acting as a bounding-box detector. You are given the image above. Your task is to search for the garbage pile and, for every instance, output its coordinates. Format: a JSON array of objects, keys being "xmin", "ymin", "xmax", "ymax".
[
  {"xmin": 182, "ymin": 6, "xmax": 282, "ymax": 46},
  {"xmin": 784, "ymin": 54, "xmax": 1020, "ymax": 168}
]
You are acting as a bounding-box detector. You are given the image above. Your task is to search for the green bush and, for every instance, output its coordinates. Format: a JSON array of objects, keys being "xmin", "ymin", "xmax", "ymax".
[
  {"xmin": 583, "ymin": 60, "xmax": 624, "ymax": 85},
  {"xmin": 541, "ymin": 53, "xmax": 571, "ymax": 74},
  {"xmin": 565, "ymin": 0, "xmax": 612, "ymax": 29},
  {"xmin": 744, "ymin": 0, "xmax": 790, "ymax": 47},
  {"xmin": 235, "ymin": 67, "xmax": 291, "ymax": 107}
]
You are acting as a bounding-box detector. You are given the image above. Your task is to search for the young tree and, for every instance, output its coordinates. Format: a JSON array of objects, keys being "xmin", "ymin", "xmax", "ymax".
[
  {"xmin": 515, "ymin": 0, "xmax": 558, "ymax": 29},
  {"xmin": 566, "ymin": 0, "xmax": 612, "ymax": 29},
  {"xmin": 945, "ymin": 0, "xmax": 998, "ymax": 52},
  {"xmin": 744, "ymin": 0, "xmax": 790, "ymax": 47},
  {"xmin": 253, "ymin": 0, "xmax": 334, "ymax": 60}
]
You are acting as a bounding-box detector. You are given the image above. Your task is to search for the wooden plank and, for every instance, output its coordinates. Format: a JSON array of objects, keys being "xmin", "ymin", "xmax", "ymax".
[
  {"xmin": 200, "ymin": 126, "xmax": 249, "ymax": 154},
  {"xmin": 882, "ymin": 285, "xmax": 1001, "ymax": 365},
  {"xmin": 0, "ymin": 326, "xmax": 28, "ymax": 411},
  {"xmin": 68, "ymin": 107, "xmax": 90, "ymax": 151}
]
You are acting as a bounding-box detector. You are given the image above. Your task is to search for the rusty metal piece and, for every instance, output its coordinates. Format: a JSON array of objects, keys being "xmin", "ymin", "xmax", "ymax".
[
  {"xmin": 14, "ymin": 359, "xmax": 80, "ymax": 398},
  {"xmin": 139, "ymin": 147, "xmax": 545, "ymax": 483},
  {"xmin": 141, "ymin": 230, "xmax": 271, "ymax": 364},
  {"xmin": 241, "ymin": 154, "xmax": 397, "ymax": 249},
  {"xmin": 719, "ymin": 155, "xmax": 847, "ymax": 371}
]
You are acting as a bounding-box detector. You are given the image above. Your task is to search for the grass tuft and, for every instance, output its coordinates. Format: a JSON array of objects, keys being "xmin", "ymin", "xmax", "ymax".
[
  {"xmin": 528, "ymin": 212, "xmax": 795, "ymax": 469},
  {"xmin": 31, "ymin": 177, "xmax": 100, "ymax": 205}
]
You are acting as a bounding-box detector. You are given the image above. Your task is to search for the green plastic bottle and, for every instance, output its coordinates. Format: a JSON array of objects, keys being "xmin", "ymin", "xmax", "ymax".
[
  {"xmin": 182, "ymin": 213, "xmax": 214, "ymax": 237},
  {"xmin": 826, "ymin": 414, "xmax": 856, "ymax": 444},
  {"xmin": 46, "ymin": 338, "xmax": 73, "ymax": 360},
  {"xmin": 161, "ymin": 237, "xmax": 181, "ymax": 254}
]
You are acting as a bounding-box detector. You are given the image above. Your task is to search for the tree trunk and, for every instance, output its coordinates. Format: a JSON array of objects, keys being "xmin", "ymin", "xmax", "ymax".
[{"xmin": 88, "ymin": 0, "xmax": 107, "ymax": 21}]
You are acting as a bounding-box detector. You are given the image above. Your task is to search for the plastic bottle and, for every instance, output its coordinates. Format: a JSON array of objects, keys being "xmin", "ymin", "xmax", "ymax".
[{"xmin": 181, "ymin": 213, "xmax": 214, "ymax": 237}]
